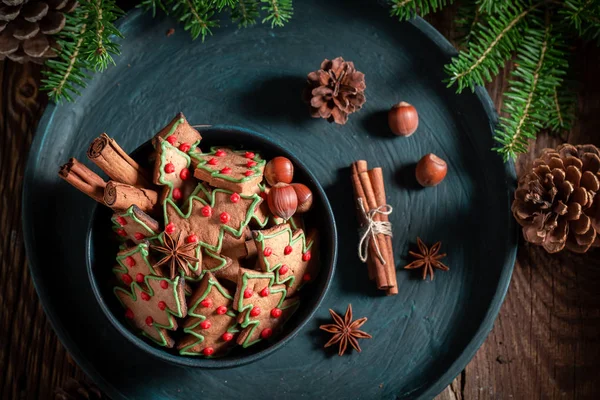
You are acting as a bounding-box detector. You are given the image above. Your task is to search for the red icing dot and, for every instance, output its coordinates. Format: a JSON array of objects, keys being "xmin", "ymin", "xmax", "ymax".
[
  {"xmin": 216, "ymin": 306, "xmax": 227, "ymax": 315},
  {"xmin": 245, "ymin": 152, "xmax": 255, "ymax": 159},
  {"xmin": 302, "ymin": 251, "xmax": 312, "ymax": 262},
  {"xmin": 145, "ymin": 316, "xmax": 154, "ymax": 326},
  {"xmin": 202, "ymin": 347, "xmax": 215, "ymax": 356},
  {"xmin": 220, "ymin": 167, "xmax": 232, "ymax": 175},
  {"xmin": 180, "ymin": 168, "xmax": 190, "ymax": 180},
  {"xmin": 125, "ymin": 309, "xmax": 134, "ymax": 319},
  {"xmin": 116, "ymin": 229, "xmax": 127, "ymax": 237},
  {"xmin": 263, "ymin": 247, "xmax": 273, "ymax": 257},
  {"xmin": 164, "ymin": 163, "xmax": 175, "ymax": 174},
  {"xmin": 207, "ymin": 158, "xmax": 218, "ymax": 166},
  {"xmin": 158, "ymin": 301, "xmax": 167, "ymax": 311},
  {"xmin": 243, "ymin": 289, "xmax": 253, "ymax": 299},
  {"xmin": 303, "ymin": 273, "xmax": 311, "ymax": 282},
  {"xmin": 247, "ymin": 160, "xmax": 257, "ymax": 168},
  {"xmin": 271, "ymin": 308, "xmax": 282, "ymax": 318},
  {"xmin": 220, "ymin": 212, "xmax": 230, "ymax": 224},
  {"xmin": 244, "ymin": 170, "xmax": 254, "ymax": 177},
  {"xmin": 284, "ymin": 245, "xmax": 293, "ymax": 255},
  {"xmin": 134, "ymin": 232, "xmax": 146, "ymax": 241},
  {"xmin": 250, "ymin": 307, "xmax": 261, "ymax": 317},
  {"xmin": 136, "ymin": 273, "xmax": 144, "ymax": 283},
  {"xmin": 261, "ymin": 328, "xmax": 273, "ymax": 339},
  {"xmin": 124, "ymin": 256, "xmax": 136, "ymax": 267},
  {"xmin": 165, "ymin": 222, "xmax": 176, "ymax": 235},
  {"xmin": 259, "ymin": 287, "xmax": 270, "ymax": 297},
  {"xmin": 172, "ymin": 188, "xmax": 182, "ymax": 200},
  {"xmin": 122, "ymin": 274, "xmax": 133, "ymax": 285},
  {"xmin": 215, "ymin": 149, "xmax": 226, "ymax": 157},
  {"xmin": 166, "ymin": 135, "xmax": 177, "ymax": 145},
  {"xmin": 141, "ymin": 292, "xmax": 151, "ymax": 301},
  {"xmin": 186, "ymin": 234, "xmax": 199, "ymax": 244},
  {"xmin": 160, "ymin": 280, "xmax": 169, "ymax": 289},
  {"xmin": 222, "ymin": 332, "xmax": 234, "ymax": 342},
  {"xmin": 230, "ymin": 193, "xmax": 240, "ymax": 203},
  {"xmin": 279, "ymin": 265, "xmax": 289, "ymax": 275},
  {"xmin": 200, "ymin": 320, "xmax": 211, "ymax": 330},
  {"xmin": 200, "ymin": 298, "xmax": 213, "ymax": 308},
  {"xmin": 116, "ymin": 216, "xmax": 127, "ymax": 226},
  {"xmin": 201, "ymin": 205, "xmax": 212, "ymax": 217},
  {"xmin": 179, "ymin": 143, "xmax": 191, "ymax": 152}
]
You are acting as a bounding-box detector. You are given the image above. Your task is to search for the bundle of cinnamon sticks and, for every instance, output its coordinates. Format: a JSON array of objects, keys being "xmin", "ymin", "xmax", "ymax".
[
  {"xmin": 59, "ymin": 133, "xmax": 158, "ymax": 214},
  {"xmin": 351, "ymin": 160, "xmax": 398, "ymax": 296}
]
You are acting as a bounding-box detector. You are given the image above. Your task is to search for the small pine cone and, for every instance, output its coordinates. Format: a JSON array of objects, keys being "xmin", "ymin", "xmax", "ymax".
[
  {"xmin": 512, "ymin": 144, "xmax": 600, "ymax": 253},
  {"xmin": 303, "ymin": 56, "xmax": 366, "ymax": 125},
  {"xmin": 0, "ymin": 0, "xmax": 78, "ymax": 64},
  {"xmin": 55, "ymin": 378, "xmax": 105, "ymax": 400}
]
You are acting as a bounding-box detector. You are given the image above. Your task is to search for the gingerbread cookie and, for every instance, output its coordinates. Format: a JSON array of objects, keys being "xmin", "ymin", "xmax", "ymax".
[
  {"xmin": 163, "ymin": 185, "xmax": 263, "ymax": 253},
  {"xmin": 191, "ymin": 147, "xmax": 265, "ymax": 194},
  {"xmin": 152, "ymin": 113, "xmax": 202, "ymax": 153},
  {"xmin": 150, "ymin": 231, "xmax": 202, "ymax": 279},
  {"xmin": 178, "ymin": 272, "xmax": 239, "ymax": 357},
  {"xmin": 237, "ymin": 297, "xmax": 300, "ymax": 348},
  {"xmin": 153, "ymin": 138, "xmax": 198, "ymax": 207},
  {"xmin": 212, "ymin": 229, "xmax": 252, "ymax": 283},
  {"xmin": 114, "ymin": 275, "xmax": 187, "ymax": 348},
  {"xmin": 113, "ymin": 243, "xmax": 161, "ymax": 287},
  {"xmin": 112, "ymin": 205, "xmax": 160, "ymax": 243},
  {"xmin": 253, "ymin": 224, "xmax": 318, "ymax": 296}
]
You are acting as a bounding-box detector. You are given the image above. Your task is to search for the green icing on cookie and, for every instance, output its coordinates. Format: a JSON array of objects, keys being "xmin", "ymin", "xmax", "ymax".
[
  {"xmin": 112, "ymin": 243, "xmax": 160, "ymax": 284},
  {"xmin": 111, "ymin": 205, "xmax": 159, "ymax": 241},
  {"xmin": 190, "ymin": 147, "xmax": 266, "ymax": 183},
  {"xmin": 163, "ymin": 117, "xmax": 202, "ymax": 152},
  {"xmin": 157, "ymin": 139, "xmax": 192, "ymax": 203}
]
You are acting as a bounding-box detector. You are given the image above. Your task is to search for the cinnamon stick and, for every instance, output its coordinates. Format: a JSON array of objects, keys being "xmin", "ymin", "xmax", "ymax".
[
  {"xmin": 58, "ymin": 158, "xmax": 107, "ymax": 203},
  {"xmin": 87, "ymin": 133, "xmax": 151, "ymax": 187},
  {"xmin": 351, "ymin": 161, "xmax": 375, "ymax": 281},
  {"xmin": 369, "ymin": 168, "xmax": 398, "ymax": 296},
  {"xmin": 358, "ymin": 171, "xmax": 393, "ymax": 290},
  {"xmin": 104, "ymin": 181, "xmax": 158, "ymax": 214}
]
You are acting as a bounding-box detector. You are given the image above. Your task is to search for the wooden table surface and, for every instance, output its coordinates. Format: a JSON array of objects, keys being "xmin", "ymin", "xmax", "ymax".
[{"xmin": 1, "ymin": 6, "xmax": 599, "ymax": 399}]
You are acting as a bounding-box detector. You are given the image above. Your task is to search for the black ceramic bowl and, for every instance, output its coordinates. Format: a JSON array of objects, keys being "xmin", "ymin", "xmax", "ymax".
[{"xmin": 86, "ymin": 125, "xmax": 337, "ymax": 368}]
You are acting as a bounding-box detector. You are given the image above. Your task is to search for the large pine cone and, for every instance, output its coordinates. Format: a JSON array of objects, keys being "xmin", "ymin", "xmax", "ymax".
[
  {"xmin": 0, "ymin": 0, "xmax": 77, "ymax": 64},
  {"xmin": 513, "ymin": 144, "xmax": 600, "ymax": 253},
  {"xmin": 303, "ymin": 57, "xmax": 366, "ymax": 125},
  {"xmin": 55, "ymin": 378, "xmax": 105, "ymax": 400}
]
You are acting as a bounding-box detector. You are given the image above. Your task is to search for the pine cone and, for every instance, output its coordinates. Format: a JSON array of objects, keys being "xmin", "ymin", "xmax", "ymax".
[
  {"xmin": 512, "ymin": 144, "xmax": 600, "ymax": 253},
  {"xmin": 303, "ymin": 57, "xmax": 366, "ymax": 125},
  {"xmin": 0, "ymin": 0, "xmax": 77, "ymax": 64},
  {"xmin": 55, "ymin": 378, "xmax": 105, "ymax": 400}
]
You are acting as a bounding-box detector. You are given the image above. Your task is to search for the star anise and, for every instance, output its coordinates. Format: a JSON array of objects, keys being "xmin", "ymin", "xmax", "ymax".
[
  {"xmin": 319, "ymin": 304, "xmax": 372, "ymax": 356},
  {"xmin": 403, "ymin": 237, "xmax": 449, "ymax": 281},
  {"xmin": 150, "ymin": 232, "xmax": 200, "ymax": 279}
]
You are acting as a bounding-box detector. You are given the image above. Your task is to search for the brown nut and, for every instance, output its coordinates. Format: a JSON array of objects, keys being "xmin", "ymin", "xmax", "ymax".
[
  {"xmin": 415, "ymin": 153, "xmax": 447, "ymax": 187},
  {"xmin": 291, "ymin": 183, "xmax": 313, "ymax": 213},
  {"xmin": 267, "ymin": 183, "xmax": 298, "ymax": 220},
  {"xmin": 388, "ymin": 101, "xmax": 419, "ymax": 136},
  {"xmin": 265, "ymin": 157, "xmax": 294, "ymax": 186}
]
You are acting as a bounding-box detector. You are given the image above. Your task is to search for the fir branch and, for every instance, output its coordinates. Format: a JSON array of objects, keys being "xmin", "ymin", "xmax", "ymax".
[
  {"xmin": 261, "ymin": 0, "xmax": 292, "ymax": 27},
  {"xmin": 79, "ymin": 0, "xmax": 124, "ymax": 71},
  {"xmin": 137, "ymin": 0, "xmax": 167, "ymax": 17},
  {"xmin": 561, "ymin": 0, "xmax": 600, "ymax": 43},
  {"xmin": 445, "ymin": 2, "xmax": 541, "ymax": 92},
  {"xmin": 455, "ymin": 1, "xmax": 483, "ymax": 46},
  {"xmin": 547, "ymin": 82, "xmax": 576, "ymax": 132},
  {"xmin": 232, "ymin": 0, "xmax": 259, "ymax": 27},
  {"xmin": 170, "ymin": 0, "xmax": 219, "ymax": 41},
  {"xmin": 211, "ymin": 0, "xmax": 236, "ymax": 10},
  {"xmin": 388, "ymin": 0, "xmax": 454, "ymax": 21}
]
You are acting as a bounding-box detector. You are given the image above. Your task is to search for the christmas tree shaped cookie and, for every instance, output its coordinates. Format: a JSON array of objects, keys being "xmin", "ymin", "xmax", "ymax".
[
  {"xmin": 237, "ymin": 298, "xmax": 300, "ymax": 348},
  {"xmin": 213, "ymin": 228, "xmax": 252, "ymax": 283},
  {"xmin": 191, "ymin": 147, "xmax": 265, "ymax": 194},
  {"xmin": 114, "ymin": 275, "xmax": 187, "ymax": 348},
  {"xmin": 152, "ymin": 113, "xmax": 202, "ymax": 153},
  {"xmin": 178, "ymin": 272, "xmax": 239, "ymax": 357},
  {"xmin": 153, "ymin": 138, "xmax": 198, "ymax": 207},
  {"xmin": 111, "ymin": 205, "xmax": 159, "ymax": 244},
  {"xmin": 163, "ymin": 185, "xmax": 263, "ymax": 253},
  {"xmin": 253, "ymin": 224, "xmax": 318, "ymax": 296},
  {"xmin": 113, "ymin": 243, "xmax": 161, "ymax": 287}
]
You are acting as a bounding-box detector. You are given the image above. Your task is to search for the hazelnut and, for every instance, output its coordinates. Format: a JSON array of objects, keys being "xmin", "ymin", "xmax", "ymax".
[
  {"xmin": 267, "ymin": 183, "xmax": 298, "ymax": 220},
  {"xmin": 265, "ymin": 157, "xmax": 294, "ymax": 186},
  {"xmin": 415, "ymin": 153, "xmax": 447, "ymax": 187},
  {"xmin": 291, "ymin": 183, "xmax": 313, "ymax": 213},
  {"xmin": 388, "ymin": 102, "xmax": 419, "ymax": 136}
]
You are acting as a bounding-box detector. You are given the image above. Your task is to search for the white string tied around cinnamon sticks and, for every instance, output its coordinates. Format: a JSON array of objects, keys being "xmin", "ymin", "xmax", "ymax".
[{"xmin": 357, "ymin": 198, "xmax": 393, "ymax": 265}]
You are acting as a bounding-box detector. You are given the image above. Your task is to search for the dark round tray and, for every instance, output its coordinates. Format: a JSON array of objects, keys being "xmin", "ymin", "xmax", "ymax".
[{"xmin": 23, "ymin": 1, "xmax": 517, "ymax": 398}]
